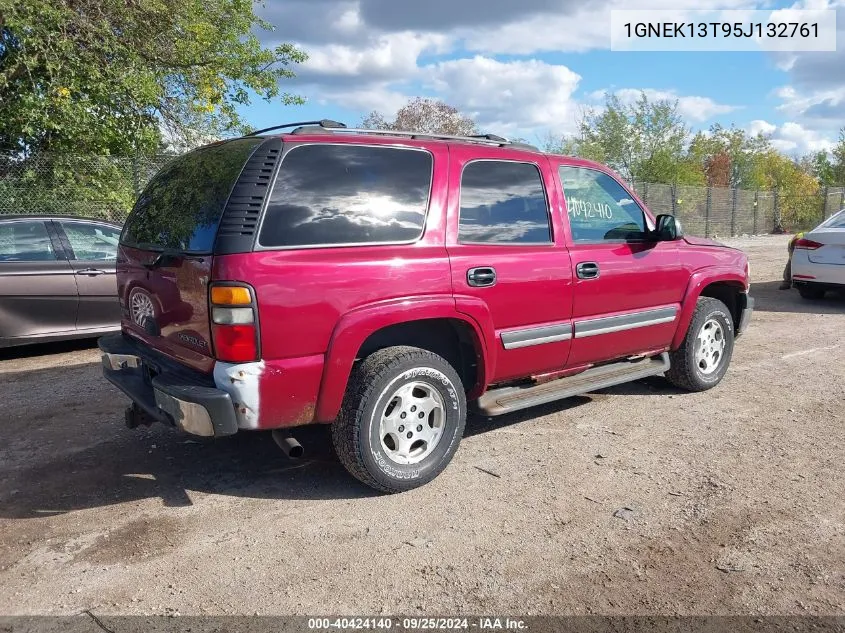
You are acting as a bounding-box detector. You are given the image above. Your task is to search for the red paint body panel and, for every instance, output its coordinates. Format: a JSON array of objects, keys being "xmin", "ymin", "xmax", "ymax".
[
  {"xmin": 563, "ymin": 241, "xmax": 686, "ymax": 366},
  {"xmin": 314, "ymin": 296, "xmax": 487, "ymax": 423},
  {"xmin": 257, "ymin": 354, "xmax": 325, "ymax": 428},
  {"xmin": 114, "ymin": 131, "xmax": 751, "ymax": 431},
  {"xmin": 672, "ymin": 267, "xmax": 749, "ymax": 350},
  {"xmin": 445, "ymin": 147, "xmax": 574, "ymax": 382}
]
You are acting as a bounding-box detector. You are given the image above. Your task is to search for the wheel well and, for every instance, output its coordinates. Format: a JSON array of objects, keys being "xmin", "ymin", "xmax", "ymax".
[
  {"xmin": 356, "ymin": 319, "xmax": 482, "ymax": 393},
  {"xmin": 700, "ymin": 282, "xmax": 744, "ymax": 330}
]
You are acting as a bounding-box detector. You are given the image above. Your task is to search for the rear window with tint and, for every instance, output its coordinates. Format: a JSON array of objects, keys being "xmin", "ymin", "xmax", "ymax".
[
  {"xmin": 258, "ymin": 144, "xmax": 433, "ymax": 248},
  {"xmin": 122, "ymin": 137, "xmax": 263, "ymax": 253}
]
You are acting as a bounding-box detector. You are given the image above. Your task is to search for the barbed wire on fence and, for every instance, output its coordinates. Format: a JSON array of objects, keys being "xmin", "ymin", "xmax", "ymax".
[{"xmin": 0, "ymin": 153, "xmax": 843, "ymax": 237}]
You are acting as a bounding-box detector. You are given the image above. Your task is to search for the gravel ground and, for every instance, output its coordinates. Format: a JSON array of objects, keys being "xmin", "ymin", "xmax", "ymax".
[{"xmin": 1, "ymin": 234, "xmax": 843, "ymax": 617}]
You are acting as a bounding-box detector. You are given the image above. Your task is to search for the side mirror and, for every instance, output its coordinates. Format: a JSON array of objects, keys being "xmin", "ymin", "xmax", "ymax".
[{"xmin": 654, "ymin": 214, "xmax": 683, "ymax": 241}]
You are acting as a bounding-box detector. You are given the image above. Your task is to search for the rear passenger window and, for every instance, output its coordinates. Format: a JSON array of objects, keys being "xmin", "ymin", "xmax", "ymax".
[
  {"xmin": 0, "ymin": 221, "xmax": 57, "ymax": 262},
  {"xmin": 559, "ymin": 166, "xmax": 647, "ymax": 242},
  {"xmin": 259, "ymin": 145, "xmax": 433, "ymax": 248},
  {"xmin": 459, "ymin": 161, "xmax": 551, "ymax": 244}
]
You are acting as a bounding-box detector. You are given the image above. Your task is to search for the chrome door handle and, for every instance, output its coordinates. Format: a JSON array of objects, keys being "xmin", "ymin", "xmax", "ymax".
[
  {"xmin": 576, "ymin": 262, "xmax": 600, "ymax": 280},
  {"xmin": 467, "ymin": 267, "xmax": 497, "ymax": 287},
  {"xmin": 76, "ymin": 268, "xmax": 106, "ymax": 276}
]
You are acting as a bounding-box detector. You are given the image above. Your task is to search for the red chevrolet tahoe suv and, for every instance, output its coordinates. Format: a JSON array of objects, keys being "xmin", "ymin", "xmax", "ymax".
[{"xmin": 99, "ymin": 120, "xmax": 753, "ymax": 493}]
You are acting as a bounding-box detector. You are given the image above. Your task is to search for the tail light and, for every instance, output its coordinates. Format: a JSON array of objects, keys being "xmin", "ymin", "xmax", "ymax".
[
  {"xmin": 209, "ymin": 284, "xmax": 260, "ymax": 362},
  {"xmin": 794, "ymin": 238, "xmax": 823, "ymax": 250}
]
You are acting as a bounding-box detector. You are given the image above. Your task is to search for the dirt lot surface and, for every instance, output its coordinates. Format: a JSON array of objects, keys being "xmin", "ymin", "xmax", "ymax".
[{"xmin": 1, "ymin": 235, "xmax": 843, "ymax": 617}]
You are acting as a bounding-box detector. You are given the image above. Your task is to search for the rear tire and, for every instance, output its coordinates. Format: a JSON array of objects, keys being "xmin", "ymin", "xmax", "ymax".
[
  {"xmin": 332, "ymin": 346, "xmax": 467, "ymax": 493},
  {"xmin": 666, "ymin": 297, "xmax": 735, "ymax": 392},
  {"xmin": 798, "ymin": 285, "xmax": 825, "ymax": 300}
]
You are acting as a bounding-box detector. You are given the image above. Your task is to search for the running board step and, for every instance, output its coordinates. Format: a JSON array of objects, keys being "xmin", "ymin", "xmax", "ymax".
[{"xmin": 475, "ymin": 353, "xmax": 671, "ymax": 417}]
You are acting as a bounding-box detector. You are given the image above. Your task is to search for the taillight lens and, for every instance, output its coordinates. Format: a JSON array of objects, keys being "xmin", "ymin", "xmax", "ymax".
[
  {"xmin": 794, "ymin": 238, "xmax": 823, "ymax": 250},
  {"xmin": 211, "ymin": 324, "xmax": 258, "ymax": 362},
  {"xmin": 210, "ymin": 283, "xmax": 259, "ymax": 363}
]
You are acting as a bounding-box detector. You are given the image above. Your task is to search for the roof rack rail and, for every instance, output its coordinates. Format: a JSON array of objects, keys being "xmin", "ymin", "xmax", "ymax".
[
  {"xmin": 247, "ymin": 119, "xmax": 347, "ymax": 136},
  {"xmin": 245, "ymin": 120, "xmax": 540, "ymax": 151},
  {"xmin": 467, "ymin": 133, "xmax": 509, "ymax": 143},
  {"xmin": 330, "ymin": 127, "xmax": 539, "ymax": 151}
]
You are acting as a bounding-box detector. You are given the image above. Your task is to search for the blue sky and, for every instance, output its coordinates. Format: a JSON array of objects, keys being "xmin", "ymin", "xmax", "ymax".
[{"xmin": 240, "ymin": 0, "xmax": 844, "ymax": 155}]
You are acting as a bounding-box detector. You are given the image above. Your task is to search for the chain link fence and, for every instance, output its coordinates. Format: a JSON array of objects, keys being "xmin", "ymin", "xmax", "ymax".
[
  {"xmin": 632, "ymin": 181, "xmax": 845, "ymax": 237},
  {"xmin": 1, "ymin": 153, "xmax": 843, "ymax": 236},
  {"xmin": 0, "ymin": 153, "xmax": 175, "ymax": 224}
]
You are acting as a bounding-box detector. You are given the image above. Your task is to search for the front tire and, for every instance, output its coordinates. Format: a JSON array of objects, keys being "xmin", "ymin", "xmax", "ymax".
[
  {"xmin": 332, "ymin": 346, "xmax": 467, "ymax": 493},
  {"xmin": 666, "ymin": 297, "xmax": 735, "ymax": 392}
]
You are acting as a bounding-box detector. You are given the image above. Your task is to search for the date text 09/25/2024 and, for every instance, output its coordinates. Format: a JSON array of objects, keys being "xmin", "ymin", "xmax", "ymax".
[{"xmin": 307, "ymin": 617, "xmax": 528, "ymax": 631}]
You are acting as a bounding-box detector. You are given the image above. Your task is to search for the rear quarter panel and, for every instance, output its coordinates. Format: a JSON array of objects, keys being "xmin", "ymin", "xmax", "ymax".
[{"xmin": 213, "ymin": 141, "xmax": 465, "ymax": 427}]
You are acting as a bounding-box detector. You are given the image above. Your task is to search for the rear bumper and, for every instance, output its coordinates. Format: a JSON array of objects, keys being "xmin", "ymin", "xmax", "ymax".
[
  {"xmin": 792, "ymin": 279, "xmax": 845, "ymax": 291},
  {"xmin": 736, "ymin": 293, "xmax": 754, "ymax": 338},
  {"xmin": 791, "ymin": 251, "xmax": 845, "ymax": 286},
  {"xmin": 98, "ymin": 333, "xmax": 238, "ymax": 437}
]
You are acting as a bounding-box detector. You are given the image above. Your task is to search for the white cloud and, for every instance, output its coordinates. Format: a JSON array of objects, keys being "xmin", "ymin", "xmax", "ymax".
[
  {"xmin": 747, "ymin": 119, "xmax": 835, "ymax": 154},
  {"xmin": 591, "ymin": 88, "xmax": 739, "ymax": 122},
  {"xmin": 250, "ymin": 0, "xmax": 842, "ymax": 149},
  {"xmin": 766, "ymin": 0, "xmax": 845, "ymax": 139},
  {"xmin": 423, "ymin": 56, "xmax": 583, "ymax": 135},
  {"xmin": 312, "ymin": 85, "xmax": 412, "ymax": 117},
  {"xmin": 456, "ymin": 0, "xmax": 760, "ymax": 55},
  {"xmin": 298, "ymin": 32, "xmax": 449, "ymax": 81},
  {"xmin": 748, "ymin": 119, "xmax": 776, "ymax": 136},
  {"xmin": 774, "ymin": 84, "xmax": 845, "ymax": 125}
]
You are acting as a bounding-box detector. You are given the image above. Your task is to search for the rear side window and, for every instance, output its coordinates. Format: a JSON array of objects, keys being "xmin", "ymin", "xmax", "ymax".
[
  {"xmin": 458, "ymin": 161, "xmax": 551, "ymax": 244},
  {"xmin": 122, "ymin": 137, "xmax": 263, "ymax": 253},
  {"xmin": 258, "ymin": 144, "xmax": 432, "ymax": 248},
  {"xmin": 559, "ymin": 166, "xmax": 647, "ymax": 242},
  {"xmin": 822, "ymin": 209, "xmax": 845, "ymax": 229},
  {"xmin": 0, "ymin": 221, "xmax": 57, "ymax": 262}
]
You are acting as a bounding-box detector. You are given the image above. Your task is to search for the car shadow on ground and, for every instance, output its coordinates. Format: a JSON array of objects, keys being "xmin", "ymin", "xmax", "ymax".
[
  {"xmin": 464, "ymin": 395, "xmax": 594, "ymax": 438},
  {"xmin": 0, "ymin": 423, "xmax": 378, "ymax": 518},
  {"xmin": 751, "ymin": 280, "xmax": 845, "ymax": 315},
  {"xmin": 2, "ymin": 372, "xmax": 652, "ymax": 517},
  {"xmin": 0, "ymin": 337, "xmax": 99, "ymax": 361},
  {"xmin": 0, "ymin": 340, "xmax": 709, "ymax": 517}
]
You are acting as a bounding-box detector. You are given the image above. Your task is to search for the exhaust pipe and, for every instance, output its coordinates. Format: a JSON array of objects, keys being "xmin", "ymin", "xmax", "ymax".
[{"xmin": 271, "ymin": 430, "xmax": 304, "ymax": 459}]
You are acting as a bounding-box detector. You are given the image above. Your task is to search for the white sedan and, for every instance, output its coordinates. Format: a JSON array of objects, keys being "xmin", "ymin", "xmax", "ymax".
[{"xmin": 791, "ymin": 208, "xmax": 845, "ymax": 300}]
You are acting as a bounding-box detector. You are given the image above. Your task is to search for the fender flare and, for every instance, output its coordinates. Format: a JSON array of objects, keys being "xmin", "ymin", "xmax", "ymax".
[
  {"xmin": 672, "ymin": 268, "xmax": 748, "ymax": 349},
  {"xmin": 314, "ymin": 295, "xmax": 493, "ymax": 423}
]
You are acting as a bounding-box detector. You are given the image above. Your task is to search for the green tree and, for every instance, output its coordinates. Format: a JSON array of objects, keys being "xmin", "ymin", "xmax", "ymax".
[
  {"xmin": 577, "ymin": 92, "xmax": 693, "ymax": 185},
  {"xmin": 0, "ymin": 0, "xmax": 307, "ymax": 155},
  {"xmin": 831, "ymin": 128, "xmax": 845, "ymax": 186},
  {"xmin": 361, "ymin": 98, "xmax": 478, "ymax": 136},
  {"xmin": 800, "ymin": 151, "xmax": 836, "ymax": 186},
  {"xmin": 539, "ymin": 131, "xmax": 580, "ymax": 156},
  {"xmin": 687, "ymin": 125, "xmax": 771, "ymax": 190},
  {"xmin": 753, "ymin": 150, "xmax": 821, "ymax": 230}
]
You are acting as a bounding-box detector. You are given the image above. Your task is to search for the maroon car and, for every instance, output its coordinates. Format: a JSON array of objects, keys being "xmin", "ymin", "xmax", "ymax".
[
  {"xmin": 99, "ymin": 120, "xmax": 753, "ymax": 492},
  {"xmin": 0, "ymin": 215, "xmax": 121, "ymax": 347}
]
